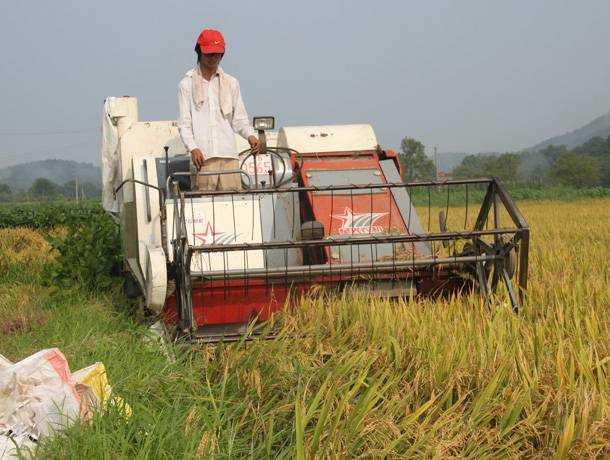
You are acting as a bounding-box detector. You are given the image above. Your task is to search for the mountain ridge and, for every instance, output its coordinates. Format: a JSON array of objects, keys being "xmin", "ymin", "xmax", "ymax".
[
  {"xmin": 0, "ymin": 159, "xmax": 101, "ymax": 190},
  {"xmin": 523, "ymin": 111, "xmax": 610, "ymax": 152}
]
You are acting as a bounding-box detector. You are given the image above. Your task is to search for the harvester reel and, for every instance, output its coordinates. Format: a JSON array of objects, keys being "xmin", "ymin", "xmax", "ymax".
[
  {"xmin": 439, "ymin": 210, "xmax": 448, "ymax": 248},
  {"xmin": 461, "ymin": 235, "xmax": 519, "ymax": 310},
  {"xmin": 173, "ymin": 236, "xmax": 194, "ymax": 338},
  {"xmin": 502, "ymin": 235, "xmax": 517, "ymax": 279}
]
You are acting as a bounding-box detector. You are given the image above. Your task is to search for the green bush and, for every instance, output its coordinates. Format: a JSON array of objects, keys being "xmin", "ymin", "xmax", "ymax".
[
  {"xmin": 0, "ymin": 200, "xmax": 123, "ymax": 295},
  {"xmin": 45, "ymin": 211, "xmax": 121, "ymax": 293},
  {"xmin": 0, "ymin": 201, "xmax": 104, "ymax": 229}
]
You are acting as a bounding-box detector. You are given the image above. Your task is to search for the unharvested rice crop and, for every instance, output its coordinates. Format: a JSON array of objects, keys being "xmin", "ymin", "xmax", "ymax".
[{"xmin": 0, "ymin": 198, "xmax": 609, "ymax": 459}]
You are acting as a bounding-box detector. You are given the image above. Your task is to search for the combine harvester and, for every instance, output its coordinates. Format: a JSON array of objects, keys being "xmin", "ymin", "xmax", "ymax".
[{"xmin": 102, "ymin": 96, "xmax": 529, "ymax": 343}]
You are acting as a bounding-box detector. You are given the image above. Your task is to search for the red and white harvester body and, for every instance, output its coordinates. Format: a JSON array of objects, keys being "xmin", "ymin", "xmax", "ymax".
[{"xmin": 102, "ymin": 97, "xmax": 529, "ymax": 343}]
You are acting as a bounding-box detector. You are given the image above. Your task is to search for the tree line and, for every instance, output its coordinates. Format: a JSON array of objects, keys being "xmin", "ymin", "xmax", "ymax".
[
  {"xmin": 398, "ymin": 135, "xmax": 610, "ymax": 188},
  {"xmin": 0, "ymin": 178, "xmax": 101, "ymax": 202}
]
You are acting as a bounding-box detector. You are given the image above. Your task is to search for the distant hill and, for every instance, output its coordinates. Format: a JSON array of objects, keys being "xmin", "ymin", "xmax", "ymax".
[
  {"xmin": 436, "ymin": 152, "xmax": 468, "ymax": 172},
  {"xmin": 0, "ymin": 159, "xmax": 101, "ymax": 190},
  {"xmin": 524, "ymin": 111, "xmax": 610, "ymax": 152},
  {"xmin": 437, "ymin": 152, "xmax": 502, "ymax": 172}
]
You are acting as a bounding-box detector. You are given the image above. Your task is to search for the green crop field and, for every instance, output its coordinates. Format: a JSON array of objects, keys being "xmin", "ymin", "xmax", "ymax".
[{"xmin": 1, "ymin": 198, "xmax": 609, "ymax": 458}]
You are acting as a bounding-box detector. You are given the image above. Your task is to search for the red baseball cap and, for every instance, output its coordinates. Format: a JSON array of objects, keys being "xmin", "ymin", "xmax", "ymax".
[{"xmin": 196, "ymin": 29, "xmax": 225, "ymax": 54}]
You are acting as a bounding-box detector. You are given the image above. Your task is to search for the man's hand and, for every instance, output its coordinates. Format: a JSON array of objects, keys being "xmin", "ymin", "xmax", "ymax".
[
  {"xmin": 191, "ymin": 148, "xmax": 204, "ymax": 170},
  {"xmin": 248, "ymin": 135, "xmax": 260, "ymax": 155}
]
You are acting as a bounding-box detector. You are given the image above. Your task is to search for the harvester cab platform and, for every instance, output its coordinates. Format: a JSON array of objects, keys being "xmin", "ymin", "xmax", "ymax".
[{"xmin": 102, "ymin": 96, "xmax": 529, "ymax": 343}]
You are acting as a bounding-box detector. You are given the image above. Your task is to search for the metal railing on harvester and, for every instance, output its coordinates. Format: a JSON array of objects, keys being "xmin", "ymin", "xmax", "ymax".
[{"xmin": 168, "ymin": 177, "xmax": 529, "ymax": 337}]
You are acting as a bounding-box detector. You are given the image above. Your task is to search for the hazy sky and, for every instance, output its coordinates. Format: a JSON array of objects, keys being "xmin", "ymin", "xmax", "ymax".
[{"xmin": 1, "ymin": 0, "xmax": 609, "ymax": 168}]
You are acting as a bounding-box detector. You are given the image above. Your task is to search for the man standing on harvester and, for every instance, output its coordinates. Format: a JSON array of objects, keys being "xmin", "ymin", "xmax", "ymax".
[{"xmin": 177, "ymin": 28, "xmax": 259, "ymax": 190}]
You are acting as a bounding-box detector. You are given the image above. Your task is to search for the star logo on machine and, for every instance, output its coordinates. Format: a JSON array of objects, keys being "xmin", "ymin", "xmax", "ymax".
[
  {"xmin": 331, "ymin": 207, "xmax": 388, "ymax": 235},
  {"xmin": 193, "ymin": 222, "xmax": 240, "ymax": 245}
]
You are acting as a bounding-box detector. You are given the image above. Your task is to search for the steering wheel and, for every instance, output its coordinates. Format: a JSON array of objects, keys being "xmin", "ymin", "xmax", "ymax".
[{"xmin": 239, "ymin": 147, "xmax": 291, "ymax": 189}]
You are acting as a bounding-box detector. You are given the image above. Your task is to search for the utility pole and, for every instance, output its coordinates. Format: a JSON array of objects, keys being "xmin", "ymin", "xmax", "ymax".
[
  {"xmin": 434, "ymin": 146, "xmax": 439, "ymax": 181},
  {"xmin": 75, "ymin": 177, "xmax": 79, "ymax": 204}
]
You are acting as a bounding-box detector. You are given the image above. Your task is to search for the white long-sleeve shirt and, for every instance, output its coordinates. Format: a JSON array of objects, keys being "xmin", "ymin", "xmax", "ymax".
[{"xmin": 177, "ymin": 67, "xmax": 255, "ymax": 160}]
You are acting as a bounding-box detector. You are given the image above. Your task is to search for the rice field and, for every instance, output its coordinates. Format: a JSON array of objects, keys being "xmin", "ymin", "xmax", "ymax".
[{"xmin": 1, "ymin": 198, "xmax": 609, "ymax": 459}]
